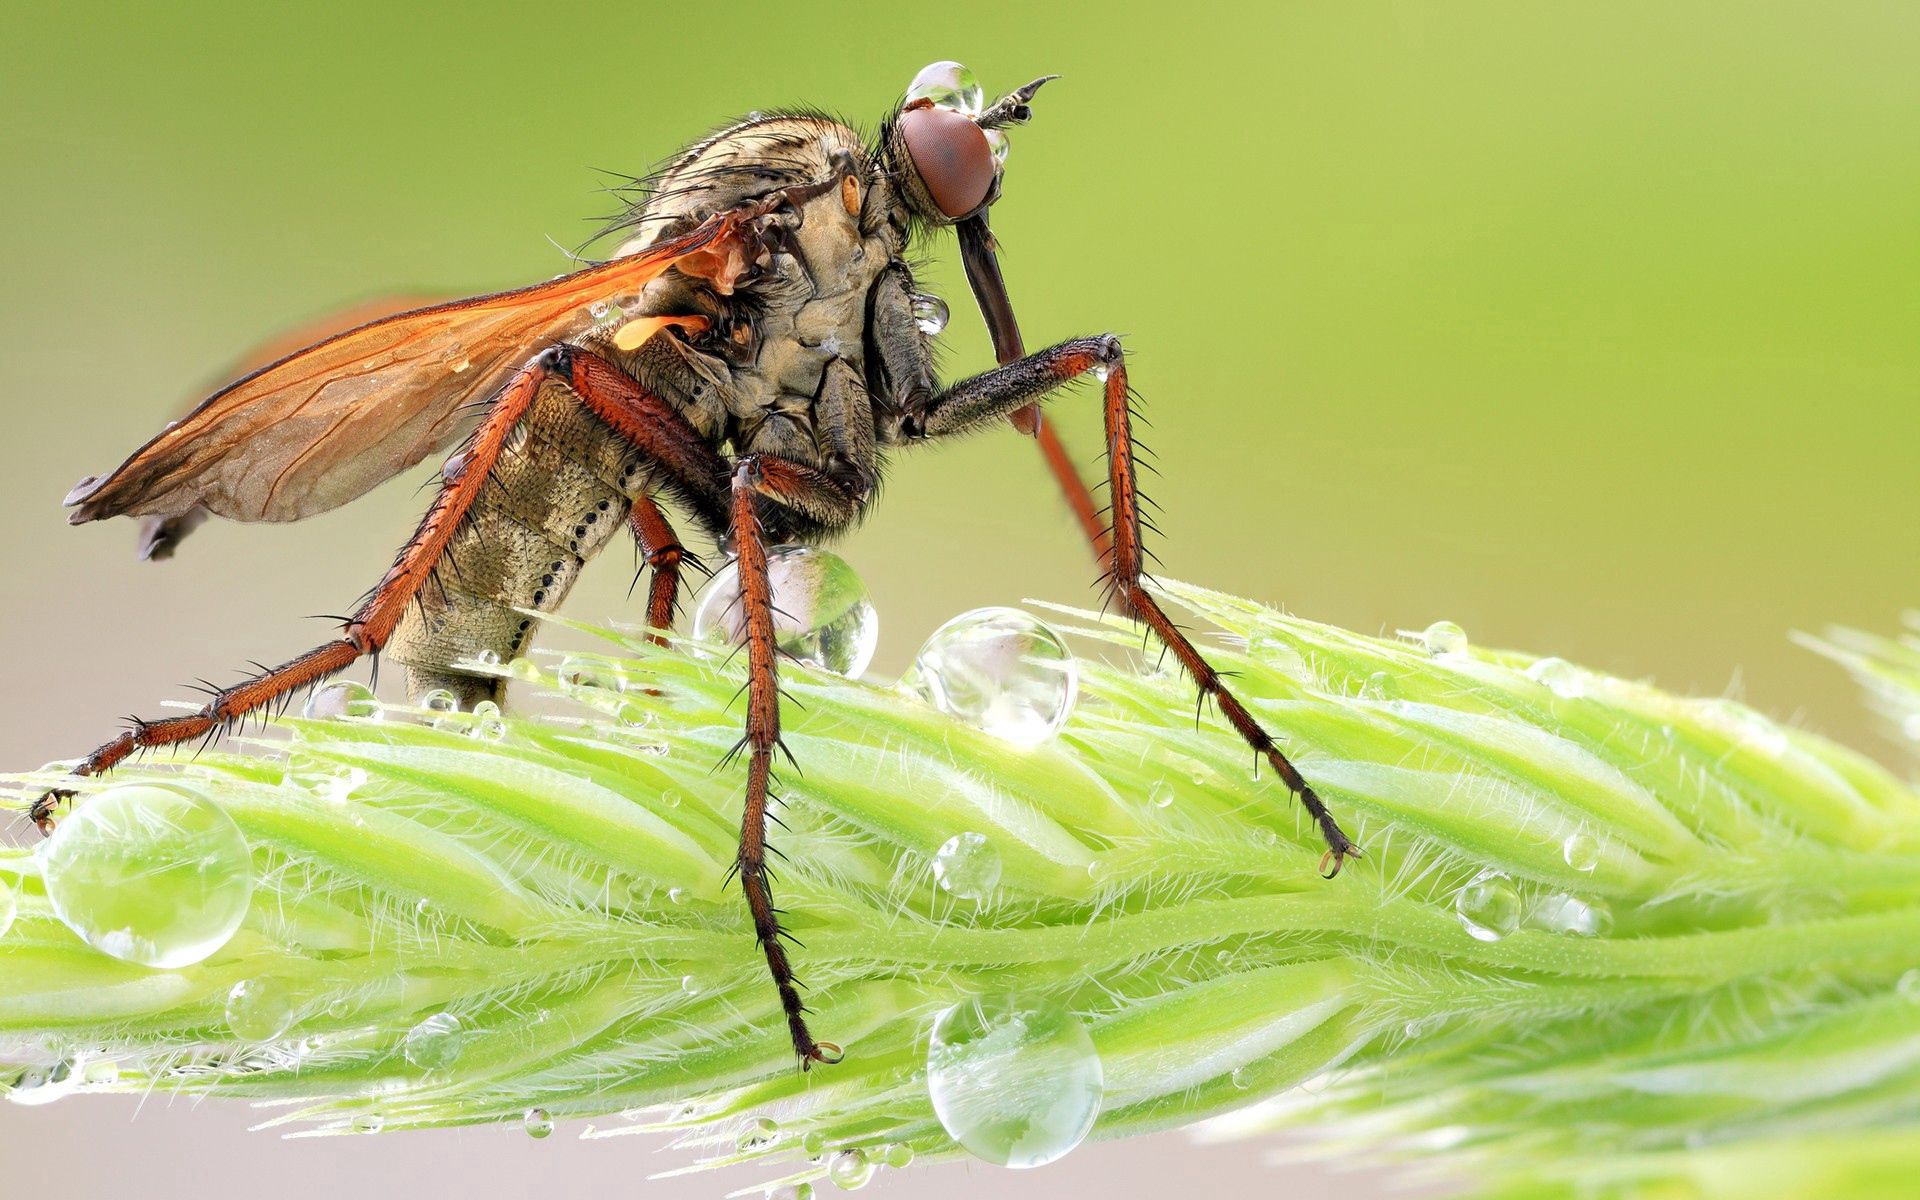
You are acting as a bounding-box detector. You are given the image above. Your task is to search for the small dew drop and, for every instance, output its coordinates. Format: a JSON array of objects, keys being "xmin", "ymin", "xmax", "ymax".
[
  {"xmin": 769, "ymin": 1185, "xmax": 815, "ymax": 1200},
  {"xmin": 507, "ymin": 657, "xmax": 541, "ymax": 682},
  {"xmin": 736, "ymin": 1115, "xmax": 780, "ymax": 1152},
  {"xmin": 926, "ymin": 994, "xmax": 1104, "ymax": 1169},
  {"xmin": 1898, "ymin": 969, "xmax": 1920, "ymax": 1002},
  {"xmin": 878, "ymin": 1142, "xmax": 914, "ymax": 1169},
  {"xmin": 0, "ymin": 876, "xmax": 16, "ymax": 939},
  {"xmin": 1229, "ymin": 1066, "xmax": 1252, "ymax": 1090},
  {"xmin": 680, "ymin": 974, "xmax": 703, "ymax": 997},
  {"xmin": 1358, "ymin": 671, "xmax": 1392, "ymax": 700},
  {"xmin": 304, "ymin": 680, "xmax": 380, "ymax": 721},
  {"xmin": 1453, "ymin": 869, "xmax": 1522, "ymax": 942},
  {"xmin": 932, "ymin": 832, "xmax": 1002, "ymax": 902},
  {"xmin": 1091, "ymin": 361, "xmax": 1112, "ymax": 383},
  {"xmin": 313, "ymin": 765, "xmax": 367, "ymax": 805},
  {"xmin": 1420, "ymin": 621, "xmax": 1469, "ymax": 658},
  {"xmin": 353, "ymin": 1113, "xmax": 386, "ymax": 1135},
  {"xmin": 902, "ymin": 608, "xmax": 1078, "ymax": 748},
  {"xmin": 666, "ymin": 886, "xmax": 688, "ymax": 906},
  {"xmin": 523, "ymin": 1107, "xmax": 554, "ymax": 1139},
  {"xmin": 7, "ymin": 1057, "xmax": 85, "ymax": 1107},
  {"xmin": 403, "ymin": 1012, "xmax": 465, "ymax": 1071},
  {"xmin": 471, "ymin": 649, "xmax": 503, "ymax": 668},
  {"xmin": 225, "ymin": 978, "xmax": 294, "ymax": 1043},
  {"xmin": 827, "ymin": 1148, "xmax": 875, "ymax": 1190},
  {"xmin": 468, "ymin": 700, "xmax": 507, "ymax": 742},
  {"xmin": 1562, "ymin": 832, "xmax": 1601, "ymax": 873},
  {"xmin": 42, "ymin": 784, "xmax": 254, "ymax": 969},
  {"xmin": 983, "ymin": 127, "xmax": 1010, "ymax": 166},
  {"xmin": 1528, "ymin": 892, "xmax": 1613, "ymax": 937},
  {"xmin": 802, "ymin": 1130, "xmax": 828, "ymax": 1156},
  {"xmin": 420, "ymin": 689, "xmax": 461, "ymax": 726},
  {"xmin": 909, "ymin": 292, "xmax": 949, "ymax": 336},
  {"xmin": 1147, "ymin": 780, "xmax": 1175, "ymax": 810},
  {"xmin": 693, "ymin": 547, "xmax": 879, "ymax": 678},
  {"xmin": 1526, "ymin": 657, "xmax": 1586, "ymax": 698}
]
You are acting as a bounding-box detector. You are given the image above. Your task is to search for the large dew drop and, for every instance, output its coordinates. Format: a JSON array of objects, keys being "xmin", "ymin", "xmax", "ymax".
[
  {"xmin": 1420, "ymin": 621, "xmax": 1469, "ymax": 658},
  {"xmin": 403, "ymin": 1012, "xmax": 465, "ymax": 1070},
  {"xmin": 1453, "ymin": 869, "xmax": 1522, "ymax": 942},
  {"xmin": 41, "ymin": 784, "xmax": 254, "ymax": 969},
  {"xmin": 693, "ymin": 547, "xmax": 879, "ymax": 679},
  {"xmin": 932, "ymin": 832, "xmax": 1002, "ymax": 902},
  {"xmin": 906, "ymin": 60, "xmax": 985, "ymax": 114},
  {"xmin": 903, "ymin": 608, "xmax": 1078, "ymax": 748},
  {"xmin": 225, "ymin": 978, "xmax": 294, "ymax": 1042},
  {"xmin": 926, "ymin": 994, "xmax": 1104, "ymax": 1169}
]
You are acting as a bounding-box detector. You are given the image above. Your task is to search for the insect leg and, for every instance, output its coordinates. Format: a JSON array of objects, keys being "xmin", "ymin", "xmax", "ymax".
[
  {"xmin": 29, "ymin": 358, "xmax": 553, "ymax": 833},
  {"xmin": 627, "ymin": 495, "xmax": 701, "ymax": 646},
  {"xmin": 727, "ymin": 456, "xmax": 841, "ymax": 1068},
  {"xmin": 912, "ymin": 336, "xmax": 1361, "ymax": 876}
]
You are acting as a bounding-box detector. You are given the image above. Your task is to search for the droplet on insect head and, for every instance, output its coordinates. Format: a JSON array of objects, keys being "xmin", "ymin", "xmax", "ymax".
[
  {"xmin": 1562, "ymin": 831, "xmax": 1601, "ymax": 873},
  {"xmin": 692, "ymin": 547, "xmax": 879, "ymax": 678},
  {"xmin": 469, "ymin": 700, "xmax": 507, "ymax": 742},
  {"xmin": 1420, "ymin": 620, "xmax": 1469, "ymax": 658},
  {"xmin": 523, "ymin": 1107, "xmax": 554, "ymax": 1139},
  {"xmin": 932, "ymin": 832, "xmax": 1002, "ymax": 902},
  {"xmin": 403, "ymin": 1012, "xmax": 465, "ymax": 1071},
  {"xmin": 41, "ymin": 784, "xmax": 254, "ymax": 969},
  {"xmin": 736, "ymin": 1115, "xmax": 779, "ymax": 1152},
  {"xmin": 304, "ymin": 680, "xmax": 380, "ymax": 721},
  {"xmin": 926, "ymin": 993, "xmax": 1104, "ymax": 1169},
  {"xmin": 1526, "ymin": 657, "xmax": 1585, "ymax": 699},
  {"xmin": 902, "ymin": 608, "xmax": 1078, "ymax": 748},
  {"xmin": 225, "ymin": 978, "xmax": 294, "ymax": 1042},
  {"xmin": 906, "ymin": 60, "xmax": 985, "ymax": 114},
  {"xmin": 827, "ymin": 1148, "xmax": 875, "ymax": 1190},
  {"xmin": 0, "ymin": 876, "xmax": 15, "ymax": 940},
  {"xmin": 983, "ymin": 128, "xmax": 1010, "ymax": 166},
  {"xmin": 1527, "ymin": 892, "xmax": 1612, "ymax": 937},
  {"xmin": 909, "ymin": 292, "xmax": 949, "ymax": 336},
  {"xmin": 1453, "ymin": 869, "xmax": 1522, "ymax": 942},
  {"xmin": 6, "ymin": 1057, "xmax": 85, "ymax": 1107}
]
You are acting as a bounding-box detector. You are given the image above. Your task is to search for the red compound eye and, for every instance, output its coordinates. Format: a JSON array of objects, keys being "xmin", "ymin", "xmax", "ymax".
[{"xmin": 899, "ymin": 102, "xmax": 996, "ymax": 219}]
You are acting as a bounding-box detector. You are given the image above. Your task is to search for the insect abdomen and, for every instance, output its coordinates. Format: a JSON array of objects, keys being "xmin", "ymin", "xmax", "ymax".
[{"xmin": 386, "ymin": 378, "xmax": 646, "ymax": 707}]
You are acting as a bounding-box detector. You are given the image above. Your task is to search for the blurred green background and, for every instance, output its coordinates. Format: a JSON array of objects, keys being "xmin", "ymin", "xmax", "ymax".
[{"xmin": 1, "ymin": 2, "xmax": 1915, "ymax": 1195}]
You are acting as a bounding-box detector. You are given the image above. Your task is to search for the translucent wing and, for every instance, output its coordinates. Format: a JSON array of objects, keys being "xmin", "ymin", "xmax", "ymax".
[{"xmin": 65, "ymin": 216, "xmax": 735, "ymax": 530}]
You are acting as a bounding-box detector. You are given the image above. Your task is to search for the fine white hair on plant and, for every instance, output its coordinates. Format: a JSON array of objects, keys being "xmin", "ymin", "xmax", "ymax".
[{"xmin": 3, "ymin": 581, "xmax": 1918, "ymax": 1199}]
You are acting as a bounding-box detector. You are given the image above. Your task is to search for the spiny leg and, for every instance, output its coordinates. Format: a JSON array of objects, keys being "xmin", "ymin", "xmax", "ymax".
[
  {"xmin": 28, "ymin": 357, "xmax": 553, "ymax": 833},
  {"xmin": 628, "ymin": 494, "xmax": 701, "ymax": 647},
  {"xmin": 726, "ymin": 457, "xmax": 843, "ymax": 1067},
  {"xmin": 911, "ymin": 335, "xmax": 1360, "ymax": 875}
]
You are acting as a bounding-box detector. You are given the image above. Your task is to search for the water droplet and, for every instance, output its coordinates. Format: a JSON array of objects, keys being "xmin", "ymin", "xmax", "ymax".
[
  {"xmin": 909, "ymin": 292, "xmax": 949, "ymax": 336},
  {"xmin": 7, "ymin": 1057, "xmax": 84, "ymax": 1107},
  {"xmin": 1562, "ymin": 832, "xmax": 1601, "ymax": 872},
  {"xmin": 1358, "ymin": 671, "xmax": 1392, "ymax": 700},
  {"xmin": 1147, "ymin": 780, "xmax": 1175, "ymax": 810},
  {"xmin": 1091, "ymin": 362, "xmax": 1111, "ymax": 383},
  {"xmin": 403, "ymin": 1012, "xmax": 465, "ymax": 1070},
  {"xmin": 42, "ymin": 784, "xmax": 253, "ymax": 969},
  {"xmin": 902, "ymin": 608, "xmax": 1077, "ymax": 748},
  {"xmin": 680, "ymin": 973, "xmax": 703, "ymax": 997},
  {"xmin": 471, "ymin": 649, "xmax": 503, "ymax": 668},
  {"xmin": 326, "ymin": 995, "xmax": 353, "ymax": 1019},
  {"xmin": 877, "ymin": 1142, "xmax": 914, "ymax": 1168},
  {"xmin": 0, "ymin": 876, "xmax": 15, "ymax": 939},
  {"xmin": 312, "ymin": 765, "xmax": 367, "ymax": 805},
  {"xmin": 85, "ymin": 1059, "xmax": 120, "ymax": 1086},
  {"xmin": 469, "ymin": 700, "xmax": 506, "ymax": 742},
  {"xmin": 420, "ymin": 689, "xmax": 461, "ymax": 726},
  {"xmin": 1528, "ymin": 893, "xmax": 1612, "ymax": 937},
  {"xmin": 1897, "ymin": 969, "xmax": 1920, "ymax": 1002},
  {"xmin": 442, "ymin": 449, "xmax": 471, "ymax": 483},
  {"xmin": 926, "ymin": 994, "xmax": 1104, "ymax": 1169},
  {"xmin": 1229, "ymin": 1066, "xmax": 1252, "ymax": 1090},
  {"xmin": 827, "ymin": 1148, "xmax": 875, "ymax": 1190},
  {"xmin": 523, "ymin": 1107, "xmax": 554, "ymax": 1139},
  {"xmin": 1421, "ymin": 621, "xmax": 1468, "ymax": 658},
  {"xmin": 1526, "ymin": 657, "xmax": 1585, "ymax": 698},
  {"xmin": 666, "ymin": 886, "xmax": 688, "ymax": 905},
  {"xmin": 906, "ymin": 61, "xmax": 985, "ymax": 114},
  {"xmin": 225, "ymin": 978, "xmax": 294, "ymax": 1042},
  {"xmin": 932, "ymin": 832, "xmax": 1002, "ymax": 902},
  {"xmin": 736, "ymin": 1115, "xmax": 780, "ymax": 1152},
  {"xmin": 507, "ymin": 657, "xmax": 541, "ymax": 681},
  {"xmin": 770, "ymin": 1185, "xmax": 815, "ymax": 1200},
  {"xmin": 693, "ymin": 547, "xmax": 879, "ymax": 678},
  {"xmin": 1453, "ymin": 869, "xmax": 1522, "ymax": 942},
  {"xmin": 983, "ymin": 128, "xmax": 1009, "ymax": 166},
  {"xmin": 304, "ymin": 680, "xmax": 380, "ymax": 720},
  {"xmin": 802, "ymin": 1130, "xmax": 828, "ymax": 1156},
  {"xmin": 352, "ymin": 1112, "xmax": 386, "ymax": 1135}
]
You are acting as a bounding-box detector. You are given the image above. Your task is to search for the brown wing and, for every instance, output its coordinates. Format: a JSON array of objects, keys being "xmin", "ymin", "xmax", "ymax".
[{"xmin": 66, "ymin": 215, "xmax": 736, "ymax": 530}]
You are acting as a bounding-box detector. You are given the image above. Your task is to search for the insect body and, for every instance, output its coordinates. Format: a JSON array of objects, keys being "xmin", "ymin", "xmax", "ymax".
[{"xmin": 31, "ymin": 63, "xmax": 1359, "ymax": 1066}]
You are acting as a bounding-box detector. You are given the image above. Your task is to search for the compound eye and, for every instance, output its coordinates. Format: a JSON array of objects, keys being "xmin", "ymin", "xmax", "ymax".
[{"xmin": 898, "ymin": 102, "xmax": 996, "ymax": 220}]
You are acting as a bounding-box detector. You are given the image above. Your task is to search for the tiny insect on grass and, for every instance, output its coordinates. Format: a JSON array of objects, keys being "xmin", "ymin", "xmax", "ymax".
[{"xmin": 24, "ymin": 61, "xmax": 1357, "ymax": 1066}]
